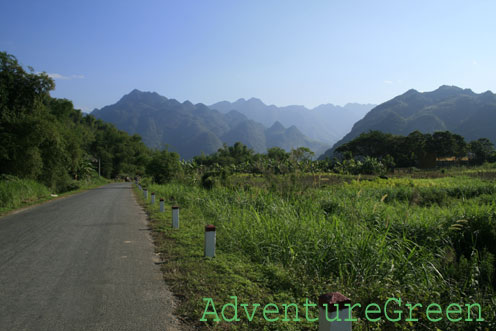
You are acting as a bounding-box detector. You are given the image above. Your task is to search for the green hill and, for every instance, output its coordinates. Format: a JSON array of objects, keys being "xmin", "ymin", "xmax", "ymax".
[
  {"xmin": 92, "ymin": 90, "xmax": 330, "ymax": 159},
  {"xmin": 320, "ymin": 86, "xmax": 496, "ymax": 159}
]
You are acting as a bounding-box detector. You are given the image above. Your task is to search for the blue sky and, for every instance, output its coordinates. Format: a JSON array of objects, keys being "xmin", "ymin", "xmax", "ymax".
[{"xmin": 1, "ymin": 0, "xmax": 495, "ymax": 112}]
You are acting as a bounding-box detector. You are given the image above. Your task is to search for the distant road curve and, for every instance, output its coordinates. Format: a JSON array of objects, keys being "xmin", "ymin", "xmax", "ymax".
[{"xmin": 0, "ymin": 183, "xmax": 184, "ymax": 330}]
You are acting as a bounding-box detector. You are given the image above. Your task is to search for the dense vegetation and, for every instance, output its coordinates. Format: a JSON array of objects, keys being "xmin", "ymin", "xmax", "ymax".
[
  {"xmin": 0, "ymin": 176, "xmax": 51, "ymax": 213},
  {"xmin": 0, "ymin": 51, "xmax": 151, "ymax": 193},
  {"xmin": 132, "ymin": 123, "xmax": 496, "ymax": 330},
  {"xmin": 334, "ymin": 130, "xmax": 496, "ymax": 168},
  {"xmin": 166, "ymin": 130, "xmax": 495, "ymax": 186},
  {"xmin": 138, "ymin": 169, "xmax": 496, "ymax": 330},
  {"xmin": 322, "ymin": 85, "xmax": 496, "ymax": 159}
]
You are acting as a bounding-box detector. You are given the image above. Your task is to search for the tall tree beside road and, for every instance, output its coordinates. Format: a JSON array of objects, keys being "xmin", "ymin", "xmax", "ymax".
[{"xmin": 0, "ymin": 52, "xmax": 150, "ymax": 191}]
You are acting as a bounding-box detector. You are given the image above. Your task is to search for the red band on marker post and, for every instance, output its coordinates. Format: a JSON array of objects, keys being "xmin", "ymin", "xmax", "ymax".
[
  {"xmin": 318, "ymin": 292, "xmax": 351, "ymax": 313},
  {"xmin": 159, "ymin": 198, "xmax": 165, "ymax": 212},
  {"xmin": 172, "ymin": 206, "xmax": 179, "ymax": 209},
  {"xmin": 205, "ymin": 225, "xmax": 216, "ymax": 232}
]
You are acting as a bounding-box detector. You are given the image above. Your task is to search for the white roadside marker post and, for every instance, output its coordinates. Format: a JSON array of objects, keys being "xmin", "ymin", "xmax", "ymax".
[
  {"xmin": 143, "ymin": 188, "xmax": 148, "ymax": 200},
  {"xmin": 172, "ymin": 206, "xmax": 179, "ymax": 229},
  {"xmin": 160, "ymin": 198, "xmax": 165, "ymax": 212},
  {"xmin": 204, "ymin": 225, "xmax": 216, "ymax": 258},
  {"xmin": 318, "ymin": 292, "xmax": 352, "ymax": 331},
  {"xmin": 151, "ymin": 192, "xmax": 155, "ymax": 204}
]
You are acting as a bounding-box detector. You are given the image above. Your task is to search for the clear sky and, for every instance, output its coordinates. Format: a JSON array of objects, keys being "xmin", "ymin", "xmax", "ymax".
[{"xmin": 1, "ymin": 0, "xmax": 495, "ymax": 112}]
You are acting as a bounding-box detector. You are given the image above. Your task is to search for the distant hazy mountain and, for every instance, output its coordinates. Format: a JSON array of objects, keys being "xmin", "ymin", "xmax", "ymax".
[
  {"xmin": 91, "ymin": 90, "xmax": 330, "ymax": 159},
  {"xmin": 319, "ymin": 85, "xmax": 496, "ymax": 159},
  {"xmin": 209, "ymin": 98, "xmax": 374, "ymax": 145}
]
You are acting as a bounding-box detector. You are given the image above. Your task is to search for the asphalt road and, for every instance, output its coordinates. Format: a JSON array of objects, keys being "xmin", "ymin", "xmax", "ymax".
[{"xmin": 0, "ymin": 183, "xmax": 183, "ymax": 331}]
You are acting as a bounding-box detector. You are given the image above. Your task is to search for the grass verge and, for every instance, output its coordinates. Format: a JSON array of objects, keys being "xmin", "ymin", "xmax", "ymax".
[
  {"xmin": 134, "ymin": 173, "xmax": 496, "ymax": 330},
  {"xmin": 0, "ymin": 176, "xmax": 110, "ymax": 217}
]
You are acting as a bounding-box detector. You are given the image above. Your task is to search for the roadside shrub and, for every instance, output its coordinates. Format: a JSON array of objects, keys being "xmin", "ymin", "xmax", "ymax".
[
  {"xmin": 0, "ymin": 177, "xmax": 50, "ymax": 212},
  {"xmin": 201, "ymin": 171, "xmax": 219, "ymax": 190}
]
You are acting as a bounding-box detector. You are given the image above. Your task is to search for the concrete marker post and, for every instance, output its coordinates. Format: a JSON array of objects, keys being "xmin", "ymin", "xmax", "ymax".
[
  {"xmin": 318, "ymin": 292, "xmax": 352, "ymax": 331},
  {"xmin": 143, "ymin": 188, "xmax": 148, "ymax": 200},
  {"xmin": 151, "ymin": 192, "xmax": 155, "ymax": 204},
  {"xmin": 172, "ymin": 206, "xmax": 179, "ymax": 229},
  {"xmin": 204, "ymin": 225, "xmax": 216, "ymax": 258},
  {"xmin": 160, "ymin": 198, "xmax": 165, "ymax": 212}
]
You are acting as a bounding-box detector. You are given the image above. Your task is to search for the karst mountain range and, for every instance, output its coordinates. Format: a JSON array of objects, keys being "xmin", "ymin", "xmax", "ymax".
[{"xmin": 91, "ymin": 86, "xmax": 496, "ymax": 159}]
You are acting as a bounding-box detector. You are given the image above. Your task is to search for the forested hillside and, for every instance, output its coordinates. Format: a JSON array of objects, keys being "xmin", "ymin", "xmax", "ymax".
[
  {"xmin": 0, "ymin": 52, "xmax": 151, "ymax": 192},
  {"xmin": 320, "ymin": 85, "xmax": 496, "ymax": 159},
  {"xmin": 92, "ymin": 90, "xmax": 329, "ymax": 159},
  {"xmin": 332, "ymin": 130, "xmax": 495, "ymax": 168}
]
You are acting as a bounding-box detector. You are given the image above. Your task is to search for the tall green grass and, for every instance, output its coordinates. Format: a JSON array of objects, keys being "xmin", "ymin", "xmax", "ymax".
[
  {"xmin": 145, "ymin": 175, "xmax": 496, "ymax": 329},
  {"xmin": 0, "ymin": 175, "xmax": 109, "ymax": 214},
  {"xmin": 0, "ymin": 177, "xmax": 51, "ymax": 213}
]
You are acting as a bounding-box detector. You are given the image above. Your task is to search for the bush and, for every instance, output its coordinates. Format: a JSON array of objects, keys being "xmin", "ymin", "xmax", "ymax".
[
  {"xmin": 201, "ymin": 171, "xmax": 219, "ymax": 190},
  {"xmin": 0, "ymin": 177, "xmax": 50, "ymax": 212},
  {"xmin": 146, "ymin": 150, "xmax": 181, "ymax": 184},
  {"xmin": 360, "ymin": 156, "xmax": 387, "ymax": 175},
  {"xmin": 333, "ymin": 157, "xmax": 386, "ymax": 175}
]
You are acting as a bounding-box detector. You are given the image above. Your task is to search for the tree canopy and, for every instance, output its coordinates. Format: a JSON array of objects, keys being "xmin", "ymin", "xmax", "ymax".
[
  {"xmin": 0, "ymin": 51, "xmax": 152, "ymax": 191},
  {"xmin": 335, "ymin": 130, "xmax": 494, "ymax": 167}
]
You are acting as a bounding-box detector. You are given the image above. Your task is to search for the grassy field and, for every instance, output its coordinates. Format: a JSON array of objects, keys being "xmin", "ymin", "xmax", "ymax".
[
  {"xmin": 0, "ymin": 175, "xmax": 109, "ymax": 216},
  {"xmin": 136, "ymin": 170, "xmax": 496, "ymax": 330}
]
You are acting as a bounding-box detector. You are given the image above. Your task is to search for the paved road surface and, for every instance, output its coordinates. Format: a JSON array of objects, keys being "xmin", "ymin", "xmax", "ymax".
[{"xmin": 0, "ymin": 183, "xmax": 183, "ymax": 330}]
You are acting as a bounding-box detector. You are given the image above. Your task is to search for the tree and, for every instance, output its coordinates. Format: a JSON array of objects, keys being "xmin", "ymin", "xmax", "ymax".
[
  {"xmin": 290, "ymin": 147, "xmax": 314, "ymax": 162},
  {"xmin": 335, "ymin": 131, "xmax": 395, "ymax": 159},
  {"xmin": 0, "ymin": 52, "xmax": 54, "ymax": 117},
  {"xmin": 469, "ymin": 138, "xmax": 494, "ymax": 165},
  {"xmin": 400, "ymin": 131, "xmax": 428, "ymax": 167},
  {"xmin": 1, "ymin": 51, "xmax": 153, "ymax": 191},
  {"xmin": 194, "ymin": 142, "xmax": 255, "ymax": 169},
  {"xmin": 427, "ymin": 131, "xmax": 466, "ymax": 159},
  {"xmin": 266, "ymin": 147, "xmax": 289, "ymax": 162},
  {"xmin": 146, "ymin": 150, "xmax": 181, "ymax": 184},
  {"xmin": 222, "ymin": 142, "xmax": 254, "ymax": 165},
  {"xmin": 0, "ymin": 51, "xmax": 55, "ymax": 179}
]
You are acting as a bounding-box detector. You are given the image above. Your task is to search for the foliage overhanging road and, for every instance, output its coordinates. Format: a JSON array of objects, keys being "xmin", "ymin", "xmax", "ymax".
[{"xmin": 0, "ymin": 183, "xmax": 182, "ymax": 330}]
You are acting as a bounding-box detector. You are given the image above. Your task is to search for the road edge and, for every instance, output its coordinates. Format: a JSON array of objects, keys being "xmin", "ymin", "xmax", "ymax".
[{"xmin": 0, "ymin": 181, "xmax": 112, "ymax": 219}]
